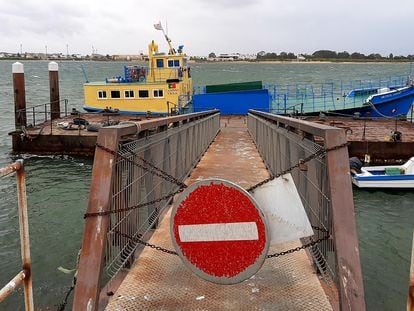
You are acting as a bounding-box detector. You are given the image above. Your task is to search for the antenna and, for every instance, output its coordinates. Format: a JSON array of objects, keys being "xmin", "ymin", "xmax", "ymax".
[{"xmin": 154, "ymin": 22, "xmax": 176, "ymax": 55}]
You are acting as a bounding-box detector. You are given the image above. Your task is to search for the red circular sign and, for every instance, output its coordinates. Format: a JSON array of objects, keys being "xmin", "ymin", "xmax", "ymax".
[{"xmin": 170, "ymin": 179, "xmax": 269, "ymax": 284}]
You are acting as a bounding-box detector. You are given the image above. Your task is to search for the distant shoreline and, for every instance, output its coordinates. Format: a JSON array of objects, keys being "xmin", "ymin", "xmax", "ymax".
[
  {"xmin": 191, "ymin": 60, "xmax": 413, "ymax": 64},
  {"xmin": 0, "ymin": 58, "xmax": 411, "ymax": 65}
]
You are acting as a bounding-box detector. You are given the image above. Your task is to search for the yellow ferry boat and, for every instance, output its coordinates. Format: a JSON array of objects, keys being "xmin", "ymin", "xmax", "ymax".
[{"xmin": 83, "ymin": 26, "xmax": 193, "ymax": 115}]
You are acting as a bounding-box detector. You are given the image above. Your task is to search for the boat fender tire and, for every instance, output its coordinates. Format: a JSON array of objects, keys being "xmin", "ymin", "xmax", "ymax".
[
  {"xmin": 86, "ymin": 123, "xmax": 103, "ymax": 132},
  {"xmin": 349, "ymin": 157, "xmax": 363, "ymax": 174}
]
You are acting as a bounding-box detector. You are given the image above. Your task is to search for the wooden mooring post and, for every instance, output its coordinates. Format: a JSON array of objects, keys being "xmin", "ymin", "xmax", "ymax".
[
  {"xmin": 48, "ymin": 61, "xmax": 60, "ymax": 120},
  {"xmin": 12, "ymin": 62, "xmax": 27, "ymax": 129}
]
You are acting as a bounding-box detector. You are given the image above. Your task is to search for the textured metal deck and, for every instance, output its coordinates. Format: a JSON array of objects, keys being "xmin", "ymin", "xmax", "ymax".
[{"xmin": 105, "ymin": 116, "xmax": 333, "ymax": 310}]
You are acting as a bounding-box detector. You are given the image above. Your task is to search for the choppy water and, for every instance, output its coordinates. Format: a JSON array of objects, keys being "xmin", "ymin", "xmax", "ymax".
[{"xmin": 0, "ymin": 60, "xmax": 413, "ymax": 310}]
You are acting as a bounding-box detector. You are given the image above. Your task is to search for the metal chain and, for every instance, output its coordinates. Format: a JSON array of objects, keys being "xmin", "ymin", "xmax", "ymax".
[
  {"xmin": 266, "ymin": 234, "xmax": 331, "ymax": 259},
  {"xmin": 91, "ymin": 141, "xmax": 338, "ymax": 260},
  {"xmin": 115, "ymin": 229, "xmax": 330, "ymax": 260},
  {"xmin": 84, "ymin": 188, "xmax": 184, "ymax": 218},
  {"xmin": 96, "ymin": 143, "xmax": 187, "ymax": 189},
  {"xmin": 114, "ymin": 231, "xmax": 178, "ymax": 255},
  {"xmin": 247, "ymin": 141, "xmax": 349, "ymax": 192}
]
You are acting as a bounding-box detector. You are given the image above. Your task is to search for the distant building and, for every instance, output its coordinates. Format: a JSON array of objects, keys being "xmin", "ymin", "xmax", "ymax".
[
  {"xmin": 297, "ymin": 54, "xmax": 306, "ymax": 61},
  {"xmin": 208, "ymin": 53, "xmax": 257, "ymax": 61},
  {"xmin": 112, "ymin": 54, "xmax": 146, "ymax": 61}
]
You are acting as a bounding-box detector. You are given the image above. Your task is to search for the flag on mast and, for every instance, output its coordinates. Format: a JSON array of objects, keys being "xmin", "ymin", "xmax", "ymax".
[{"xmin": 154, "ymin": 22, "xmax": 163, "ymax": 31}]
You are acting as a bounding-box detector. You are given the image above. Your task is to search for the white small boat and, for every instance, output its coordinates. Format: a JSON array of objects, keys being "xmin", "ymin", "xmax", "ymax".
[{"xmin": 351, "ymin": 157, "xmax": 414, "ymax": 189}]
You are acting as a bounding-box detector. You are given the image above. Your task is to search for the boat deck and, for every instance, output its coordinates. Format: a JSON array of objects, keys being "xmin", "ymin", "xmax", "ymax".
[
  {"xmin": 104, "ymin": 116, "xmax": 334, "ymax": 310},
  {"xmin": 303, "ymin": 116, "xmax": 414, "ymax": 163}
]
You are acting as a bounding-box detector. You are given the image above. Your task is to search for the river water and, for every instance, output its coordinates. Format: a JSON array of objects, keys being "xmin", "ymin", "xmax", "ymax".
[{"xmin": 0, "ymin": 60, "xmax": 413, "ymax": 310}]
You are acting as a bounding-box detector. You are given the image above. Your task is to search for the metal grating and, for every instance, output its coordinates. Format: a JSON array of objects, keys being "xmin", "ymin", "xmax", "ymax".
[
  {"xmin": 105, "ymin": 116, "xmax": 333, "ymax": 310},
  {"xmin": 104, "ymin": 114, "xmax": 220, "ymax": 281},
  {"xmin": 105, "ymin": 210, "xmax": 332, "ymax": 311}
]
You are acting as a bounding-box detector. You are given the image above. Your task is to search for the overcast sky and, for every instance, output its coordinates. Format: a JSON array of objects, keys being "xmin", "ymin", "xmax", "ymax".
[{"xmin": 1, "ymin": 0, "xmax": 413, "ymax": 56}]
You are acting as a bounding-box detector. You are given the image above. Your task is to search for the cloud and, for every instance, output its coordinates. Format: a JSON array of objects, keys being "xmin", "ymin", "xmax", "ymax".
[{"xmin": 0, "ymin": 0, "xmax": 413, "ymax": 55}]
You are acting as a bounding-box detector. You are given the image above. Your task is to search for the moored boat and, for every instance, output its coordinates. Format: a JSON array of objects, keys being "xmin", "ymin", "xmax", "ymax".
[
  {"xmin": 268, "ymin": 76, "xmax": 414, "ymax": 118},
  {"xmin": 83, "ymin": 24, "xmax": 193, "ymax": 115},
  {"xmin": 351, "ymin": 157, "xmax": 414, "ymax": 189}
]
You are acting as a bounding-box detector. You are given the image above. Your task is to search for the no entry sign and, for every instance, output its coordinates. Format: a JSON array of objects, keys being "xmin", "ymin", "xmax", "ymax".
[{"xmin": 170, "ymin": 179, "xmax": 269, "ymax": 284}]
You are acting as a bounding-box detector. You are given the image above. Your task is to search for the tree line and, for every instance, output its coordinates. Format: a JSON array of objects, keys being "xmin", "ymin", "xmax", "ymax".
[{"xmin": 256, "ymin": 50, "xmax": 414, "ymax": 61}]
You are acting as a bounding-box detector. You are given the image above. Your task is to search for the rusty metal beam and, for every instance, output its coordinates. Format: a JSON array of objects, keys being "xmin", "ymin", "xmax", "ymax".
[
  {"xmin": 73, "ymin": 111, "xmax": 220, "ymax": 310},
  {"xmin": 15, "ymin": 160, "xmax": 34, "ymax": 311},
  {"xmin": 138, "ymin": 110, "xmax": 219, "ymax": 132},
  {"xmin": 249, "ymin": 109, "xmax": 336, "ymax": 138},
  {"xmin": 324, "ymin": 129, "xmax": 366, "ymax": 311},
  {"xmin": 0, "ymin": 160, "xmax": 34, "ymax": 310},
  {"xmin": 0, "ymin": 270, "xmax": 26, "ymax": 302},
  {"xmin": 73, "ymin": 127, "xmax": 120, "ymax": 311},
  {"xmin": 408, "ymin": 231, "xmax": 414, "ymax": 311}
]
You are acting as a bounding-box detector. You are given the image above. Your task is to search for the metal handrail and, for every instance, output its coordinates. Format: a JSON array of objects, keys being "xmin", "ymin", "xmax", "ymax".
[
  {"xmin": 0, "ymin": 160, "xmax": 34, "ymax": 310},
  {"xmin": 73, "ymin": 110, "xmax": 220, "ymax": 310},
  {"xmin": 247, "ymin": 110, "xmax": 366, "ymax": 311},
  {"xmin": 16, "ymin": 99, "xmax": 69, "ymax": 127}
]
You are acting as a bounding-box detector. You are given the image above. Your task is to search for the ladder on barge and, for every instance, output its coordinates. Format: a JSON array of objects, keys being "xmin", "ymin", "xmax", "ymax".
[{"xmin": 72, "ymin": 110, "xmax": 365, "ymax": 310}]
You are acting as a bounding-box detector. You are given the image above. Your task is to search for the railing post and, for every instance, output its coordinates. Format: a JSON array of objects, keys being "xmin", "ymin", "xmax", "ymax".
[
  {"xmin": 15, "ymin": 160, "xmax": 34, "ymax": 311},
  {"xmin": 324, "ymin": 129, "xmax": 366, "ymax": 310},
  {"xmin": 73, "ymin": 128, "xmax": 120, "ymax": 311},
  {"xmin": 49, "ymin": 61, "xmax": 60, "ymax": 120},
  {"xmin": 12, "ymin": 62, "xmax": 27, "ymax": 129}
]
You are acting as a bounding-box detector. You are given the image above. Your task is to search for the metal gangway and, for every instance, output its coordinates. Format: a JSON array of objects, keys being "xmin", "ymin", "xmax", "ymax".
[{"xmin": 73, "ymin": 110, "xmax": 365, "ymax": 310}]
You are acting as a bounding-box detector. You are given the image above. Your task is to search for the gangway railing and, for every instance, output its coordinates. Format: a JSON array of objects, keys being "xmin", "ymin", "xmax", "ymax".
[
  {"xmin": 73, "ymin": 110, "xmax": 220, "ymax": 310},
  {"xmin": 0, "ymin": 160, "xmax": 34, "ymax": 310},
  {"xmin": 247, "ymin": 110, "xmax": 365, "ymax": 310},
  {"xmin": 16, "ymin": 99, "xmax": 69, "ymax": 128}
]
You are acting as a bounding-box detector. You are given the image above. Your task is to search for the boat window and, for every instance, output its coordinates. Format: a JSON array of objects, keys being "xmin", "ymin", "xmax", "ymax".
[
  {"xmin": 98, "ymin": 90, "xmax": 107, "ymax": 99},
  {"xmin": 110, "ymin": 90, "xmax": 121, "ymax": 98},
  {"xmin": 138, "ymin": 90, "xmax": 149, "ymax": 98},
  {"xmin": 168, "ymin": 59, "xmax": 180, "ymax": 68},
  {"xmin": 153, "ymin": 89, "xmax": 164, "ymax": 98},
  {"xmin": 156, "ymin": 59, "xmax": 164, "ymax": 68},
  {"xmin": 124, "ymin": 90, "xmax": 134, "ymax": 98}
]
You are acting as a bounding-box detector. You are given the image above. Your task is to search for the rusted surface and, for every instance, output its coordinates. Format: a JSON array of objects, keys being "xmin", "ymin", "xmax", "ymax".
[
  {"xmin": 187, "ymin": 116, "xmax": 269, "ymax": 188},
  {"xmin": 408, "ymin": 232, "xmax": 414, "ymax": 311},
  {"xmin": 248, "ymin": 110, "xmax": 365, "ymax": 311},
  {"xmin": 0, "ymin": 161, "xmax": 34, "ymax": 310},
  {"xmin": 15, "ymin": 161, "xmax": 34, "ymax": 311},
  {"xmin": 49, "ymin": 70, "xmax": 60, "ymax": 120},
  {"xmin": 73, "ymin": 128, "xmax": 120, "ymax": 311},
  {"xmin": 0, "ymin": 161, "xmax": 22, "ymax": 176},
  {"xmin": 74, "ymin": 112, "xmax": 220, "ymax": 310},
  {"xmin": 10, "ymin": 110, "xmax": 219, "ymax": 156},
  {"xmin": 324, "ymin": 130, "xmax": 366, "ymax": 311},
  {"xmin": 304, "ymin": 116, "xmax": 414, "ymax": 163},
  {"xmin": 105, "ymin": 116, "xmax": 333, "ymax": 310},
  {"xmin": 13, "ymin": 72, "xmax": 27, "ymax": 128},
  {"xmin": 0, "ymin": 270, "xmax": 26, "ymax": 302}
]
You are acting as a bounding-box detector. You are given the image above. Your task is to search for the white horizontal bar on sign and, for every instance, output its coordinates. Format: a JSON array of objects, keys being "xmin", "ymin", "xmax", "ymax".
[{"xmin": 178, "ymin": 222, "xmax": 259, "ymax": 242}]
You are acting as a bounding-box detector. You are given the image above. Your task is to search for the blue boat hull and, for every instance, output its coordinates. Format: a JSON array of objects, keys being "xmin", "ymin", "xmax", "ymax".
[{"xmin": 318, "ymin": 85, "xmax": 414, "ymax": 118}]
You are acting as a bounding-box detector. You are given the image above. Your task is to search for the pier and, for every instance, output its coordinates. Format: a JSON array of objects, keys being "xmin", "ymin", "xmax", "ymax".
[{"xmin": 72, "ymin": 111, "xmax": 365, "ymax": 310}]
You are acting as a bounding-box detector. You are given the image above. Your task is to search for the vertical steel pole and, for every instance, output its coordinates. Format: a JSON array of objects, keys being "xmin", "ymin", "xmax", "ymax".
[
  {"xmin": 324, "ymin": 129, "xmax": 366, "ymax": 311},
  {"xmin": 12, "ymin": 62, "xmax": 27, "ymax": 129},
  {"xmin": 15, "ymin": 160, "xmax": 34, "ymax": 311},
  {"xmin": 49, "ymin": 61, "xmax": 60, "ymax": 120}
]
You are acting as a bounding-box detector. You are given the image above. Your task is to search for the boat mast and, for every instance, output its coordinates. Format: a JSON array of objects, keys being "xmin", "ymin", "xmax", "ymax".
[{"xmin": 154, "ymin": 22, "xmax": 176, "ymax": 55}]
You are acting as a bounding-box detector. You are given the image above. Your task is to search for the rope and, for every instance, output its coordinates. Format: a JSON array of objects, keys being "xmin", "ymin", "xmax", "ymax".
[{"xmin": 56, "ymin": 249, "xmax": 81, "ymax": 310}]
